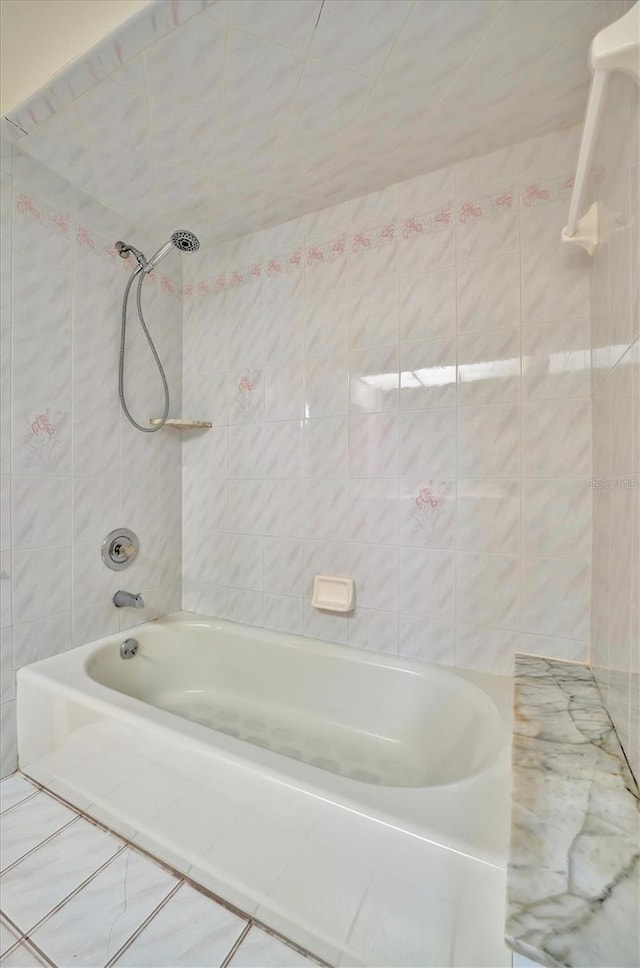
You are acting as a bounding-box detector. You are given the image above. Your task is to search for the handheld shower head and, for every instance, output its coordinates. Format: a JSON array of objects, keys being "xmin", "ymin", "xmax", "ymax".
[
  {"xmin": 170, "ymin": 230, "xmax": 200, "ymax": 253},
  {"xmin": 147, "ymin": 230, "xmax": 200, "ymax": 271}
]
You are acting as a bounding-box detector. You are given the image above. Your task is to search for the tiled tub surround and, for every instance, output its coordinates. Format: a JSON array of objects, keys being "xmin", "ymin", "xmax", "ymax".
[
  {"xmin": 0, "ymin": 772, "xmax": 320, "ymax": 968},
  {"xmin": 17, "ymin": 613, "xmax": 514, "ymax": 967},
  {"xmin": 0, "ymin": 142, "xmax": 183, "ymax": 777},
  {"xmin": 506, "ymin": 655, "xmax": 639, "ymax": 968},
  {"xmin": 181, "ymin": 125, "xmax": 593, "ymax": 674},
  {"xmin": 589, "ymin": 71, "xmax": 640, "ymax": 779}
]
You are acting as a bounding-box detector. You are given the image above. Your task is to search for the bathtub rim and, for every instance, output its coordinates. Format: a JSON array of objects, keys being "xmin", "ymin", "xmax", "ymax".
[{"xmin": 17, "ymin": 611, "xmax": 513, "ymax": 866}]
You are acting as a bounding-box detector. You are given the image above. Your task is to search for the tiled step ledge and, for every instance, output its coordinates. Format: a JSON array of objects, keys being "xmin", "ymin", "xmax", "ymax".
[{"xmin": 506, "ymin": 656, "xmax": 639, "ymax": 968}]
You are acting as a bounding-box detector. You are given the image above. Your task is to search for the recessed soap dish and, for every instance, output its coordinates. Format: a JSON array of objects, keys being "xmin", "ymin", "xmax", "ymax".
[{"xmin": 311, "ymin": 575, "xmax": 355, "ymax": 613}]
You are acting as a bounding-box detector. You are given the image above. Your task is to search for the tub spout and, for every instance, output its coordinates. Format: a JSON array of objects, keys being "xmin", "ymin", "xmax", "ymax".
[{"xmin": 113, "ymin": 590, "xmax": 144, "ymax": 609}]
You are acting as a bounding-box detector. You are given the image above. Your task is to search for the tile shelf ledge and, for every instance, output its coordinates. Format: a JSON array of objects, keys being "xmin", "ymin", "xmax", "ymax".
[
  {"xmin": 506, "ymin": 654, "xmax": 639, "ymax": 968},
  {"xmin": 149, "ymin": 418, "xmax": 213, "ymax": 429}
]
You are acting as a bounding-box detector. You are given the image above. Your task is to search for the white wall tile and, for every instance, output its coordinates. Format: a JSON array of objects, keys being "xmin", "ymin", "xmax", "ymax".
[
  {"xmin": 227, "ymin": 480, "xmax": 265, "ymax": 536},
  {"xmin": 228, "ymin": 425, "xmax": 264, "ymax": 479},
  {"xmin": 0, "ymin": 627, "xmax": 14, "ymax": 703},
  {"xmin": 457, "ymin": 480, "xmax": 520, "ymax": 555},
  {"xmin": 263, "ymin": 480, "xmax": 305, "ymax": 537},
  {"xmin": 177, "ymin": 123, "xmax": 597, "ymax": 676},
  {"xmin": 400, "ymin": 339, "xmax": 456, "ymax": 411},
  {"xmin": 12, "ymin": 612, "xmax": 71, "ymax": 670},
  {"xmin": 263, "ymin": 538, "xmax": 304, "ymax": 598},
  {"xmin": 349, "ymin": 414, "xmax": 398, "ymax": 479},
  {"xmin": 398, "ymin": 547, "xmax": 455, "ymax": 622},
  {"xmin": 398, "ymin": 614, "xmax": 455, "ymax": 667},
  {"xmin": 304, "ymin": 480, "xmax": 349, "ymax": 540},
  {"xmin": 522, "ymin": 480, "xmax": 591, "ymax": 559},
  {"xmin": 399, "ymin": 267, "xmax": 456, "ymax": 342},
  {"xmin": 398, "ymin": 409, "xmax": 456, "ymax": 480},
  {"xmin": 522, "ymin": 247, "xmax": 590, "ymax": 326},
  {"xmin": 456, "ymin": 254, "xmax": 520, "ymax": 333},
  {"xmin": 11, "ymin": 477, "xmax": 70, "ymax": 550},
  {"xmin": 521, "ymin": 557, "xmax": 590, "ymax": 642},
  {"xmin": 264, "ymin": 422, "xmax": 304, "ymax": 480},
  {"xmin": 457, "ymin": 405, "xmax": 520, "ymax": 479},
  {"xmin": 0, "ymin": 701, "xmax": 17, "ymax": 777},
  {"xmin": 227, "ymin": 588, "xmax": 264, "ymax": 626},
  {"xmin": 72, "ymin": 602, "xmax": 119, "ymax": 647},
  {"xmin": 12, "ymin": 547, "xmax": 71, "ymax": 624},
  {"xmin": 456, "ymin": 553, "xmax": 520, "ymax": 631},
  {"xmin": 228, "ymin": 535, "xmax": 264, "ymax": 592},
  {"xmin": 263, "ymin": 594, "xmax": 304, "ymax": 636},
  {"xmin": 348, "ymin": 479, "xmax": 398, "ymax": 546},
  {"xmin": 350, "ymin": 346, "xmax": 399, "ymax": 414},
  {"xmin": 457, "ymin": 209, "xmax": 519, "ymax": 263},
  {"xmin": 349, "ymin": 543, "xmax": 398, "ymax": 612},
  {"xmin": 457, "ymin": 329, "xmax": 521, "ymax": 407},
  {"xmin": 522, "ymin": 316, "xmax": 590, "ymax": 400},
  {"xmin": 304, "ymin": 418, "xmax": 348, "ymax": 479},
  {"xmin": 348, "ymin": 607, "xmax": 398, "ymax": 654},
  {"xmin": 265, "ymin": 363, "xmax": 306, "ymax": 422},
  {"xmin": 456, "ymin": 624, "xmax": 515, "ymax": 676},
  {"xmin": 304, "ymin": 356, "xmax": 349, "ymax": 418},
  {"xmin": 183, "ymin": 532, "xmax": 227, "ymax": 587},
  {"xmin": 349, "ymin": 281, "xmax": 399, "ymax": 350},
  {"xmin": 522, "ymin": 399, "xmax": 591, "ymax": 478}
]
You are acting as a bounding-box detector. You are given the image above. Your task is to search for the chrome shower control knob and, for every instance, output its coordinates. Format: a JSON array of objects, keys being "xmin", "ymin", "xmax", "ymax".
[{"xmin": 102, "ymin": 528, "xmax": 140, "ymax": 571}]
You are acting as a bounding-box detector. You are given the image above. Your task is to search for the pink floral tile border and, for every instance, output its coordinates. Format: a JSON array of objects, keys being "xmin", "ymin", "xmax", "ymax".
[
  {"xmin": 185, "ymin": 168, "xmax": 594, "ymax": 297},
  {"xmin": 14, "ymin": 165, "xmax": 604, "ymax": 300},
  {"xmin": 13, "ymin": 191, "xmax": 182, "ymax": 297}
]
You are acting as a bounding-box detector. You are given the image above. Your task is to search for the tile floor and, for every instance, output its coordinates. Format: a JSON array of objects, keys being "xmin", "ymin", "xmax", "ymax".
[{"xmin": 0, "ymin": 773, "xmax": 322, "ymax": 968}]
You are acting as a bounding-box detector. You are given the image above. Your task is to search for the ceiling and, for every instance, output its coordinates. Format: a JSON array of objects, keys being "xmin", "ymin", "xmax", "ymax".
[
  {"xmin": 7, "ymin": 0, "xmax": 621, "ymax": 246},
  {"xmin": 0, "ymin": 0, "xmax": 151, "ymax": 114}
]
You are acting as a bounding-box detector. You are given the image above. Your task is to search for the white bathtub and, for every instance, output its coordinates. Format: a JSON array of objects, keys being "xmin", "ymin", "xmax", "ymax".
[{"xmin": 18, "ymin": 613, "xmax": 513, "ymax": 966}]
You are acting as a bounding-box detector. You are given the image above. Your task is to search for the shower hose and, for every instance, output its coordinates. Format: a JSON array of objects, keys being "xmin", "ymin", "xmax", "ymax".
[{"xmin": 119, "ymin": 268, "xmax": 169, "ymax": 433}]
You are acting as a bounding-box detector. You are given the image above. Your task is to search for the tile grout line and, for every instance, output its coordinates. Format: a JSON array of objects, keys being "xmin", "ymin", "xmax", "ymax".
[
  {"xmin": 12, "ymin": 933, "xmax": 58, "ymax": 968},
  {"xmin": 102, "ymin": 878, "xmax": 184, "ymax": 968},
  {"xmin": 6, "ymin": 845, "xmax": 128, "ymax": 943},
  {"xmin": 0, "ymin": 815, "xmax": 80, "ymax": 877},
  {"xmin": 219, "ymin": 920, "xmax": 252, "ymax": 968},
  {"xmin": 0, "ymin": 788, "xmax": 40, "ymax": 816},
  {"xmin": 0, "ymin": 913, "xmax": 25, "ymax": 960},
  {"xmin": 14, "ymin": 778, "xmax": 328, "ymax": 966},
  {"xmin": 0, "ymin": 910, "xmax": 24, "ymax": 939}
]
